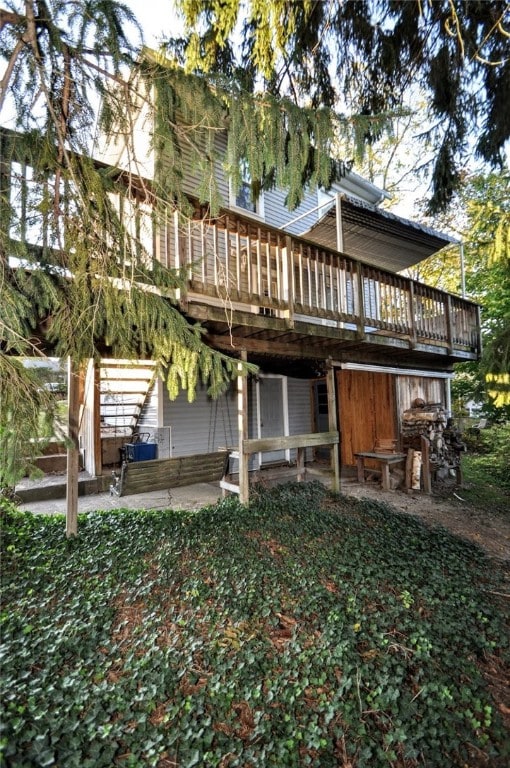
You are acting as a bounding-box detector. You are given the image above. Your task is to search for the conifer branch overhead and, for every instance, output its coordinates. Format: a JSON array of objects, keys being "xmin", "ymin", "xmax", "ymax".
[{"xmin": 169, "ymin": 0, "xmax": 510, "ymax": 213}]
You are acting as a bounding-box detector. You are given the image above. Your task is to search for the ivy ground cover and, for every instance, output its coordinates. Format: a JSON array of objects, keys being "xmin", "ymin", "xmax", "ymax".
[{"xmin": 1, "ymin": 482, "xmax": 509, "ymax": 767}]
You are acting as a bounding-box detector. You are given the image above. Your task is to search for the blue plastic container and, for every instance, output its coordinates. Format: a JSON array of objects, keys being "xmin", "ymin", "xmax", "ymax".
[{"xmin": 125, "ymin": 442, "xmax": 157, "ymax": 462}]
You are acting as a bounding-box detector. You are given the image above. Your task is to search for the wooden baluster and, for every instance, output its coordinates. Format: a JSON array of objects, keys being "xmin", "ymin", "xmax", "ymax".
[
  {"xmin": 200, "ymin": 219, "xmax": 206, "ymax": 283},
  {"xmin": 246, "ymin": 230, "xmax": 252, "ymax": 295},
  {"xmin": 297, "ymin": 243, "xmax": 304, "ymax": 305},
  {"xmin": 235, "ymin": 223, "xmax": 241, "ymax": 293},
  {"xmin": 256, "ymin": 229, "xmax": 262, "ymax": 297},
  {"xmin": 445, "ymin": 294, "xmax": 453, "ymax": 353},
  {"xmin": 173, "ymin": 209, "xmax": 181, "ymax": 272},
  {"xmin": 356, "ymin": 262, "xmax": 366, "ymax": 339},
  {"xmin": 213, "ymin": 221, "xmax": 219, "ymax": 288},
  {"xmin": 265, "ymin": 240, "xmax": 271, "ymax": 301},
  {"xmin": 286, "ymin": 235, "xmax": 294, "ymax": 323},
  {"xmin": 224, "ymin": 223, "xmax": 230, "ymax": 293},
  {"xmin": 306, "ymin": 247, "xmax": 312, "ymax": 310},
  {"xmin": 276, "ymin": 236, "xmax": 282, "ymax": 303}
]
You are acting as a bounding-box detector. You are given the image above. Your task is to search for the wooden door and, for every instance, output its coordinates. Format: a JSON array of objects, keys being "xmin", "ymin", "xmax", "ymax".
[{"xmin": 337, "ymin": 369, "xmax": 397, "ymax": 466}]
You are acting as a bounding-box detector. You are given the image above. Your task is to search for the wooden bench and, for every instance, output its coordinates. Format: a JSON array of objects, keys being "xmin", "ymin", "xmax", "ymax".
[
  {"xmin": 110, "ymin": 451, "xmax": 229, "ymax": 497},
  {"xmin": 354, "ymin": 452, "xmax": 407, "ymax": 491}
]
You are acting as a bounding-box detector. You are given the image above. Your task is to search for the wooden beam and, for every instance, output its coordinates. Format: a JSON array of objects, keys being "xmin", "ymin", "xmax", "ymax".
[
  {"xmin": 326, "ymin": 365, "xmax": 341, "ymax": 493},
  {"xmin": 420, "ymin": 434, "xmax": 432, "ymax": 494},
  {"xmin": 66, "ymin": 357, "xmax": 80, "ymax": 537},
  {"xmin": 243, "ymin": 431, "xmax": 338, "ymax": 454},
  {"xmin": 93, "ymin": 362, "xmax": 102, "ymax": 477},
  {"xmin": 206, "ymin": 334, "xmax": 330, "ymax": 359}
]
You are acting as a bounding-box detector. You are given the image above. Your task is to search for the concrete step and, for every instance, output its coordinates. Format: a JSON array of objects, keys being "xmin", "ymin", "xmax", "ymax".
[
  {"xmin": 34, "ymin": 454, "xmax": 83, "ymax": 474},
  {"xmin": 15, "ymin": 473, "xmax": 110, "ymax": 503}
]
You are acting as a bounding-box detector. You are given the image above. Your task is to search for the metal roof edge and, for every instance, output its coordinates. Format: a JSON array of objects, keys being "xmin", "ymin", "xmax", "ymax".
[{"xmin": 339, "ymin": 194, "xmax": 459, "ymax": 246}]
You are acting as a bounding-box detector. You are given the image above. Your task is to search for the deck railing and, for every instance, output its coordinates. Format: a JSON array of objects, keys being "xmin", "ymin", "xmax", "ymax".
[
  {"xmin": 2, "ymin": 129, "xmax": 480, "ymax": 358},
  {"xmin": 166, "ymin": 211, "xmax": 480, "ymax": 355}
]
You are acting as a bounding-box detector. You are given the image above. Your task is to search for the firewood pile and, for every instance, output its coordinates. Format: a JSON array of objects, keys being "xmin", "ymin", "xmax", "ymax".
[{"xmin": 402, "ymin": 400, "xmax": 465, "ymax": 483}]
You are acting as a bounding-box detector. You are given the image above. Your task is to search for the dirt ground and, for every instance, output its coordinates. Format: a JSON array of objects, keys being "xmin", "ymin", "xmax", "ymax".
[{"xmin": 341, "ymin": 476, "xmax": 510, "ymax": 567}]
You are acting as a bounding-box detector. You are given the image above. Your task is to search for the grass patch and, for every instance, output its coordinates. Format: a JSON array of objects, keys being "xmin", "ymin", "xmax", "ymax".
[
  {"xmin": 1, "ymin": 483, "xmax": 509, "ymax": 767},
  {"xmin": 460, "ymin": 423, "xmax": 510, "ymax": 514}
]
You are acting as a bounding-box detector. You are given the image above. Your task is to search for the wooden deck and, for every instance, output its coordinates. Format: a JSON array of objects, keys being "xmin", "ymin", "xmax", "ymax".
[
  {"xmin": 165, "ymin": 209, "xmax": 480, "ymax": 366},
  {"xmin": 2, "ymin": 127, "xmax": 481, "ymax": 368}
]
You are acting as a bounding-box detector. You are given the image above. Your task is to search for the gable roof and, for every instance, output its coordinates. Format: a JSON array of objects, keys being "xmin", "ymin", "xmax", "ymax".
[{"xmin": 305, "ymin": 194, "xmax": 457, "ymax": 272}]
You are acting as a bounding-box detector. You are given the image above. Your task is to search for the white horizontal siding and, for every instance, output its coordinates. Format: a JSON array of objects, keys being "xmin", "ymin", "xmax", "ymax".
[
  {"xmin": 158, "ymin": 375, "xmax": 316, "ymax": 471},
  {"xmin": 264, "ymin": 187, "xmax": 320, "ymax": 234},
  {"xmin": 287, "ymin": 377, "xmax": 313, "ymax": 461},
  {"xmin": 162, "ymin": 383, "xmax": 237, "ymax": 457}
]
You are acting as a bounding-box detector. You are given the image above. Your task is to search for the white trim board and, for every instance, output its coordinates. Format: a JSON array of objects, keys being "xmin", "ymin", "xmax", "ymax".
[{"xmin": 334, "ymin": 362, "xmax": 453, "ymax": 379}]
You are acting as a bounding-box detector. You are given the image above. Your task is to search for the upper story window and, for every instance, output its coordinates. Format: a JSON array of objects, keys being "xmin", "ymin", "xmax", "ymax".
[{"xmin": 230, "ymin": 160, "xmax": 264, "ymax": 219}]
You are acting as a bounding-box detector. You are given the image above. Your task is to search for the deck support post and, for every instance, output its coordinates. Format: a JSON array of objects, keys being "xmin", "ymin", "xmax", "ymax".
[
  {"xmin": 238, "ymin": 350, "xmax": 250, "ymax": 505},
  {"xmin": 420, "ymin": 435, "xmax": 432, "ymax": 494},
  {"xmin": 66, "ymin": 357, "xmax": 80, "ymax": 537},
  {"xmin": 327, "ymin": 364, "xmax": 341, "ymax": 493}
]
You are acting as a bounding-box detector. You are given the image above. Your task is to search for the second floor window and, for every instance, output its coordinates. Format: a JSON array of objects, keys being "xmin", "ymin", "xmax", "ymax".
[{"xmin": 231, "ymin": 160, "xmax": 264, "ymax": 217}]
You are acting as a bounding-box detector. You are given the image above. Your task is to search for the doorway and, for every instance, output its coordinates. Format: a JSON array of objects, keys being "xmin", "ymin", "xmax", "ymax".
[
  {"xmin": 338, "ymin": 369, "xmax": 397, "ymax": 466},
  {"xmin": 256, "ymin": 376, "xmax": 288, "ymax": 465}
]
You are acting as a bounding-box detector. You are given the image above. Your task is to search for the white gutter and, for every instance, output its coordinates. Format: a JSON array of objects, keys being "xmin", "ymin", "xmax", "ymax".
[
  {"xmin": 334, "ymin": 362, "xmax": 453, "ymax": 379},
  {"xmin": 333, "ymin": 169, "xmax": 390, "ymax": 205}
]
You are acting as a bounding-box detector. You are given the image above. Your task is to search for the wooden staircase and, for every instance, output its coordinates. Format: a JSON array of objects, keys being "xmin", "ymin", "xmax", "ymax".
[{"xmin": 99, "ymin": 359, "xmax": 157, "ymax": 438}]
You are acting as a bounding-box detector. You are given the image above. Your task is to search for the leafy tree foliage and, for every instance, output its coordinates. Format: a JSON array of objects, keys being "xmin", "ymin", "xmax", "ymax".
[
  {"xmin": 170, "ymin": 0, "xmax": 510, "ymax": 213},
  {"xmin": 464, "ymin": 173, "xmax": 510, "ymax": 413},
  {"xmin": 410, "ymin": 170, "xmax": 510, "ymax": 413},
  {"xmin": 0, "ymin": 1, "xmax": 252, "ymax": 486}
]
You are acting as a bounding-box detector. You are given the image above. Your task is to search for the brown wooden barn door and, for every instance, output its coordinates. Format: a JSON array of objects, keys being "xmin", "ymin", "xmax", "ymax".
[{"xmin": 337, "ymin": 369, "xmax": 397, "ymax": 467}]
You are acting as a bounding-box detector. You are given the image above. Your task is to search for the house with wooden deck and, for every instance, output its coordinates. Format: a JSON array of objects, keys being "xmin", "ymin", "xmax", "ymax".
[{"xmin": 2, "ymin": 75, "xmax": 481, "ymax": 501}]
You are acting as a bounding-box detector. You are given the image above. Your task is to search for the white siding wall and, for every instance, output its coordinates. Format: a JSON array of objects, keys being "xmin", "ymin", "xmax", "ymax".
[
  {"xmin": 159, "ymin": 375, "xmax": 312, "ymax": 464},
  {"xmin": 263, "ymin": 187, "xmax": 321, "ymax": 234},
  {"xmin": 288, "ymin": 377, "xmax": 313, "ymax": 434},
  {"xmin": 287, "ymin": 377, "xmax": 314, "ymax": 461},
  {"xmin": 162, "ymin": 383, "xmax": 237, "ymax": 457},
  {"xmin": 94, "ymin": 84, "xmax": 154, "ymax": 179}
]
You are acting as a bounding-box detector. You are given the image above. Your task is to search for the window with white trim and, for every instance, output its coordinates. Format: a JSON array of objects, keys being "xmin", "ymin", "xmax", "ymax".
[{"xmin": 230, "ymin": 160, "xmax": 264, "ymax": 218}]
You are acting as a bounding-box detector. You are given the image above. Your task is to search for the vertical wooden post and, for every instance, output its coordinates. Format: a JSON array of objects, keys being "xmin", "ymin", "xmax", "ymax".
[
  {"xmin": 445, "ymin": 294, "xmax": 454, "ymax": 354},
  {"xmin": 405, "ymin": 449, "xmax": 413, "ymax": 493},
  {"xmin": 93, "ymin": 362, "xmax": 102, "ymax": 477},
  {"xmin": 355, "ymin": 262, "xmax": 366, "ymax": 340},
  {"xmin": 326, "ymin": 364, "xmax": 341, "ymax": 493},
  {"xmin": 420, "ymin": 435, "xmax": 432, "ymax": 495},
  {"xmin": 66, "ymin": 357, "xmax": 80, "ymax": 537},
  {"xmin": 407, "ymin": 280, "xmax": 417, "ymax": 348},
  {"xmin": 285, "ymin": 234, "xmax": 295, "ymax": 327},
  {"xmin": 335, "ymin": 193, "xmax": 344, "ymax": 253},
  {"xmin": 238, "ymin": 351, "xmax": 249, "ymax": 505},
  {"xmin": 296, "ymin": 447, "xmax": 305, "ymax": 482}
]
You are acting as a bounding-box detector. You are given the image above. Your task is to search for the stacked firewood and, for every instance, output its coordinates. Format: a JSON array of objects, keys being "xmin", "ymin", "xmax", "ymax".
[{"xmin": 402, "ymin": 401, "xmax": 465, "ymax": 478}]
